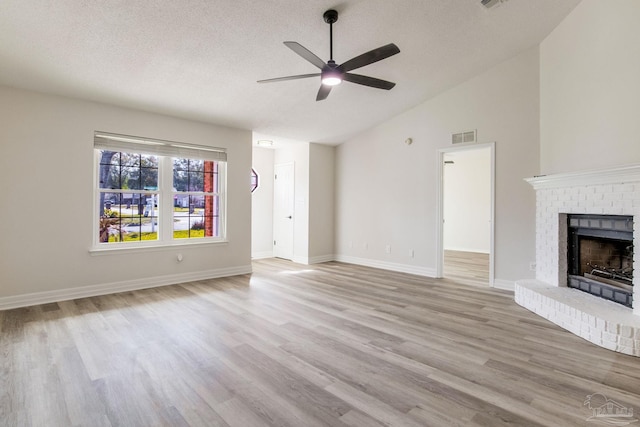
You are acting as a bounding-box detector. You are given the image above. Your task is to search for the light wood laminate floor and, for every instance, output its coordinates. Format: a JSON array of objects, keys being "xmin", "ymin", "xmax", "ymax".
[
  {"xmin": 444, "ymin": 250, "xmax": 490, "ymax": 288},
  {"xmin": 2, "ymin": 259, "xmax": 639, "ymax": 426}
]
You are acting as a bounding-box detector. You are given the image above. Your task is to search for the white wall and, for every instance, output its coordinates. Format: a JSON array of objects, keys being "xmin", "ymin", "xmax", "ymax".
[
  {"xmin": 308, "ymin": 143, "xmax": 335, "ymax": 262},
  {"xmin": 335, "ymin": 47, "xmax": 540, "ymax": 284},
  {"xmin": 540, "ymin": 0, "xmax": 640, "ymax": 175},
  {"xmin": 0, "ymin": 85, "xmax": 252, "ymax": 306},
  {"xmin": 443, "ymin": 148, "xmax": 491, "ymax": 253},
  {"xmin": 251, "ymin": 147, "xmax": 274, "ymax": 259}
]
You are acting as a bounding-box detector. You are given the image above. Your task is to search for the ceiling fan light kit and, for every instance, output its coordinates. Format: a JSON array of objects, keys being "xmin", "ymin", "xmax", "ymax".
[{"xmin": 258, "ymin": 9, "xmax": 400, "ymax": 101}]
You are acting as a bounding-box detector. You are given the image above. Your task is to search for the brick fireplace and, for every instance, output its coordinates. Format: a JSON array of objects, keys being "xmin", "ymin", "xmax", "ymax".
[{"xmin": 515, "ymin": 165, "xmax": 640, "ymax": 356}]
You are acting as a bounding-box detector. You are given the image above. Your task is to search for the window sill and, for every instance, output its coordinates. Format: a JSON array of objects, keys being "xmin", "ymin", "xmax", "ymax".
[{"xmin": 89, "ymin": 239, "xmax": 228, "ymax": 256}]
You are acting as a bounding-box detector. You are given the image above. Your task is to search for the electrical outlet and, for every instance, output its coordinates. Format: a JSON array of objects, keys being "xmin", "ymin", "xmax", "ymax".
[
  {"xmin": 529, "ymin": 262, "xmax": 536, "ymax": 271},
  {"xmin": 385, "ymin": 245, "xmax": 391, "ymax": 254},
  {"xmin": 409, "ymin": 249, "xmax": 414, "ymax": 258}
]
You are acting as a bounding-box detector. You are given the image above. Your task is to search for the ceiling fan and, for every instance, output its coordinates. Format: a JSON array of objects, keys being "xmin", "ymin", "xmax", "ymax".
[{"xmin": 257, "ymin": 9, "xmax": 400, "ymax": 101}]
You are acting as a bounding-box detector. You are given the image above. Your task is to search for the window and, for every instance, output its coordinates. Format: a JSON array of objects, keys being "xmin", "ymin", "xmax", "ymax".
[{"xmin": 94, "ymin": 132, "xmax": 226, "ymax": 248}]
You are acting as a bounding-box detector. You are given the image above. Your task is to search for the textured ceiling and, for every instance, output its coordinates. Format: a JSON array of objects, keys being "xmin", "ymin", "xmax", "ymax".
[{"xmin": 0, "ymin": 0, "xmax": 581, "ymax": 144}]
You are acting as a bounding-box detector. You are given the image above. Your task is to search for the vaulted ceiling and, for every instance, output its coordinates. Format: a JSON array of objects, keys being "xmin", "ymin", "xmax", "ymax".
[{"xmin": 0, "ymin": 0, "xmax": 580, "ymax": 144}]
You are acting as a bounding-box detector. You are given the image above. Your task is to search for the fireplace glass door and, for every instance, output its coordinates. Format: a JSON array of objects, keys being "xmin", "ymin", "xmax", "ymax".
[{"xmin": 567, "ymin": 214, "xmax": 633, "ymax": 307}]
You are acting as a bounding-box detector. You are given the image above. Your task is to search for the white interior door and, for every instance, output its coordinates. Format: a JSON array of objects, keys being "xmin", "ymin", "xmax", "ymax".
[{"xmin": 273, "ymin": 163, "xmax": 294, "ymax": 260}]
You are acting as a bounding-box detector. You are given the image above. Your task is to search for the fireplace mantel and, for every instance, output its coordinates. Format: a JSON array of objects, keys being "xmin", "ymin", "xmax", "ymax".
[{"xmin": 525, "ymin": 164, "xmax": 640, "ymax": 190}]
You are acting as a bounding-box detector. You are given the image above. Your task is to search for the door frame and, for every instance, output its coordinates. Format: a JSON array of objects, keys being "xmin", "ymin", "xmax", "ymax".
[{"xmin": 435, "ymin": 142, "xmax": 495, "ymax": 286}]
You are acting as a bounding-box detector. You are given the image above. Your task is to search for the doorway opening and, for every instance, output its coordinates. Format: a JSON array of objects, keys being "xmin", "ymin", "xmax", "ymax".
[{"xmin": 436, "ymin": 143, "xmax": 494, "ymax": 287}]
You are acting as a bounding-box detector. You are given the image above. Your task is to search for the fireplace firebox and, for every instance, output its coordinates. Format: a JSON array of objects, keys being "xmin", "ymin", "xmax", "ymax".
[{"xmin": 567, "ymin": 214, "xmax": 633, "ymax": 307}]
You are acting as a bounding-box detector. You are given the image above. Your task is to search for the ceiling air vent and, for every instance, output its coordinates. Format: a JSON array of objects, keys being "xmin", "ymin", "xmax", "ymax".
[
  {"xmin": 481, "ymin": 0, "xmax": 509, "ymax": 9},
  {"xmin": 451, "ymin": 130, "xmax": 477, "ymax": 145}
]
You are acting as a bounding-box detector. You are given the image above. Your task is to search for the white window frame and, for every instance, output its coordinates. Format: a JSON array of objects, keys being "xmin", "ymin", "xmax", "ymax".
[{"xmin": 91, "ymin": 131, "xmax": 227, "ymax": 253}]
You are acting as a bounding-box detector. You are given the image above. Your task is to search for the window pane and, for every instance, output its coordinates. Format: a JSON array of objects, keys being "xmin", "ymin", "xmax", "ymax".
[
  {"xmin": 188, "ymin": 218, "xmax": 205, "ymax": 238},
  {"xmin": 189, "ymin": 159, "xmax": 204, "ymax": 172},
  {"xmin": 140, "ymin": 154, "xmax": 158, "ymax": 168},
  {"xmin": 206, "ymin": 161, "xmax": 217, "ymax": 193},
  {"xmin": 119, "ymin": 166, "xmax": 158, "ymax": 190},
  {"xmin": 173, "ymin": 158, "xmax": 189, "ymax": 191},
  {"xmin": 99, "ymin": 151, "xmax": 119, "ymax": 166},
  {"xmin": 204, "ymin": 194, "xmax": 220, "ymax": 237},
  {"xmin": 119, "ymin": 152, "xmax": 138, "ymax": 167},
  {"xmin": 173, "ymin": 158, "xmax": 217, "ymax": 193},
  {"xmin": 173, "ymin": 169, "xmax": 188, "ymax": 192},
  {"xmin": 98, "ymin": 151, "xmax": 120, "ymax": 189},
  {"xmin": 98, "ymin": 192, "xmax": 158, "ymax": 243},
  {"xmin": 100, "ymin": 166, "xmax": 121, "ymax": 189},
  {"xmin": 188, "ymin": 171, "xmax": 204, "ymax": 191},
  {"xmin": 121, "ymin": 166, "xmax": 139, "ymax": 189},
  {"xmin": 173, "ymin": 158, "xmax": 187, "ymax": 172},
  {"xmin": 99, "ymin": 151, "xmax": 157, "ymax": 190},
  {"xmin": 136, "ymin": 153, "xmax": 158, "ymax": 189},
  {"xmin": 173, "ymin": 204, "xmax": 190, "ymax": 239},
  {"xmin": 172, "ymin": 194, "xmax": 219, "ymax": 239}
]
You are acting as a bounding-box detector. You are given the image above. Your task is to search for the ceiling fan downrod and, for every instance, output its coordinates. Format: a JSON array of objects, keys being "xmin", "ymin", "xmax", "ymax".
[{"xmin": 323, "ymin": 9, "xmax": 338, "ymax": 61}]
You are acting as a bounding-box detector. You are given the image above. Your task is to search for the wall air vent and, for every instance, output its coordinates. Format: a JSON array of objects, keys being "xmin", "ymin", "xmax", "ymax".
[
  {"xmin": 481, "ymin": 0, "xmax": 509, "ymax": 9},
  {"xmin": 451, "ymin": 130, "xmax": 477, "ymax": 145}
]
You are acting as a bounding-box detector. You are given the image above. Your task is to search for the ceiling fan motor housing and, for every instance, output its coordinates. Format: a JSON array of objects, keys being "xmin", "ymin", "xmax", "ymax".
[{"xmin": 322, "ymin": 60, "xmax": 341, "ymax": 74}]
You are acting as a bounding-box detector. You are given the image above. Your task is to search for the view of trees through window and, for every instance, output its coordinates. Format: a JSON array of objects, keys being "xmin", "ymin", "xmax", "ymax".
[
  {"xmin": 98, "ymin": 150, "xmax": 159, "ymax": 243},
  {"xmin": 98, "ymin": 150, "xmax": 220, "ymax": 243},
  {"xmin": 172, "ymin": 158, "xmax": 219, "ymax": 239}
]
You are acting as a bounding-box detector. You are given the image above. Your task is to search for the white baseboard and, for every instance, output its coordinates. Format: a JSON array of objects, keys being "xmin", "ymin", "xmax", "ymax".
[
  {"xmin": 251, "ymin": 251, "xmax": 274, "ymax": 260},
  {"xmin": 444, "ymin": 247, "xmax": 490, "ymax": 254},
  {"xmin": 492, "ymin": 279, "xmax": 515, "ymax": 291},
  {"xmin": 307, "ymin": 254, "xmax": 336, "ymax": 264},
  {"xmin": 334, "ymin": 255, "xmax": 437, "ymax": 277},
  {"xmin": 281, "ymin": 255, "xmax": 336, "ymax": 265},
  {"xmin": 0, "ymin": 264, "xmax": 252, "ymax": 311}
]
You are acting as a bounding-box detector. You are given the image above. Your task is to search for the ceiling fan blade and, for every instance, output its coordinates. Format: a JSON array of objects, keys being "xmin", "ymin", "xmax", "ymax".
[
  {"xmin": 257, "ymin": 73, "xmax": 320, "ymax": 83},
  {"xmin": 343, "ymin": 73, "xmax": 396, "ymax": 90},
  {"xmin": 340, "ymin": 43, "xmax": 400, "ymax": 73},
  {"xmin": 316, "ymin": 85, "xmax": 332, "ymax": 101},
  {"xmin": 284, "ymin": 41, "xmax": 326, "ymax": 69}
]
